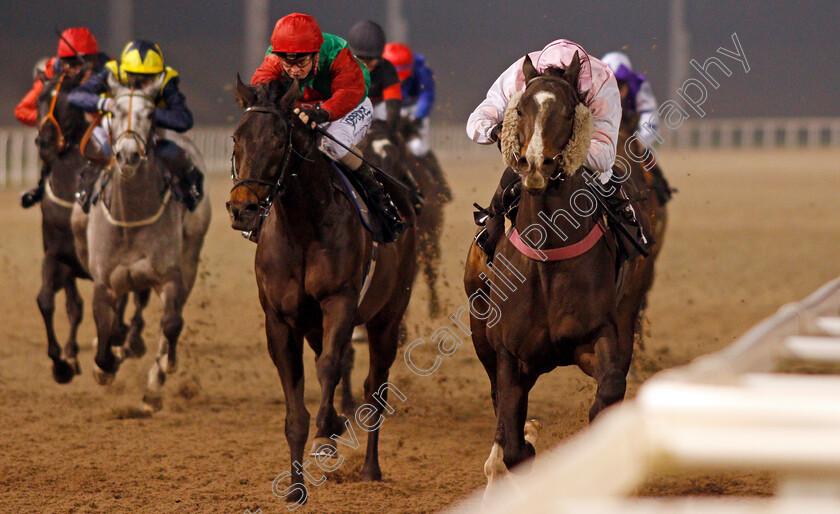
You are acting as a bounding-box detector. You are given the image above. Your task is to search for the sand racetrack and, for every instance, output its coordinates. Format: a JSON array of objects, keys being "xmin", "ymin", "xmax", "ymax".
[{"xmin": 2, "ymin": 148, "xmax": 840, "ymax": 513}]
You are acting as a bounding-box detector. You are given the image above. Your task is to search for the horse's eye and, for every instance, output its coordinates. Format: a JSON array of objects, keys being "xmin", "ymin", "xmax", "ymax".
[{"xmin": 516, "ymin": 108, "xmax": 522, "ymax": 116}]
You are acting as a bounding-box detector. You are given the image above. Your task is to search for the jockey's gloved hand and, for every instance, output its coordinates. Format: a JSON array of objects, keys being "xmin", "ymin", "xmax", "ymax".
[
  {"xmin": 96, "ymin": 98, "xmax": 115, "ymax": 113},
  {"xmin": 490, "ymin": 122, "xmax": 503, "ymax": 151},
  {"xmin": 294, "ymin": 107, "xmax": 329, "ymax": 128}
]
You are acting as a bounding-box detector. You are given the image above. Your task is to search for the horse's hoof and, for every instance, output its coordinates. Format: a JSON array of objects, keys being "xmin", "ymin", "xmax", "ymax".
[
  {"xmin": 351, "ymin": 327, "xmax": 367, "ymax": 343},
  {"xmin": 91, "ymin": 364, "xmax": 116, "ymax": 386},
  {"xmin": 128, "ymin": 334, "xmax": 146, "ymax": 359},
  {"xmin": 142, "ymin": 393, "xmax": 164, "ymax": 413},
  {"xmin": 67, "ymin": 357, "xmax": 81, "ymax": 375},
  {"xmin": 309, "ymin": 438, "xmax": 339, "ymax": 458},
  {"xmin": 284, "ymin": 486, "xmax": 307, "ymax": 504},
  {"xmin": 52, "ymin": 360, "xmax": 75, "ymax": 384},
  {"xmin": 524, "ymin": 419, "xmax": 542, "ymax": 446},
  {"xmin": 360, "ymin": 467, "xmax": 382, "ymax": 482}
]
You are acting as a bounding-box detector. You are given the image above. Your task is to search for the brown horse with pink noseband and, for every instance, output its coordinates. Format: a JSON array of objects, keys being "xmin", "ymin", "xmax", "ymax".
[{"xmin": 463, "ymin": 52, "xmax": 659, "ymax": 493}]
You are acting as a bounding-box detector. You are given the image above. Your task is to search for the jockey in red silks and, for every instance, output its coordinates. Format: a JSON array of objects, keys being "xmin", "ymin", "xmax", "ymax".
[
  {"xmin": 251, "ymin": 12, "xmax": 406, "ymax": 242},
  {"xmin": 14, "ymin": 27, "xmax": 108, "ymax": 208},
  {"xmin": 466, "ymin": 39, "xmax": 648, "ymax": 259}
]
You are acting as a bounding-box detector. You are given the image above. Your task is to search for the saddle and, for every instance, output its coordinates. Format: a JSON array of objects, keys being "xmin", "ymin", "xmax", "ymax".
[{"xmin": 330, "ymin": 161, "xmax": 387, "ymax": 244}]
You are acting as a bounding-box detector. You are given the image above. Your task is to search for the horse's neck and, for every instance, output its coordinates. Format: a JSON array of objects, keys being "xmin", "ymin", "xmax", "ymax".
[
  {"xmin": 48, "ymin": 152, "xmax": 86, "ymax": 198},
  {"xmin": 107, "ymin": 157, "xmax": 169, "ymax": 217},
  {"xmin": 274, "ymin": 151, "xmax": 344, "ymax": 237},
  {"xmin": 515, "ymin": 173, "xmax": 598, "ymax": 247}
]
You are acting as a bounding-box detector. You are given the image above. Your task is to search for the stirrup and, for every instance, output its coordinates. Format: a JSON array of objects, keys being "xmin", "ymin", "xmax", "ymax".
[{"xmin": 473, "ymin": 203, "xmax": 491, "ymax": 226}]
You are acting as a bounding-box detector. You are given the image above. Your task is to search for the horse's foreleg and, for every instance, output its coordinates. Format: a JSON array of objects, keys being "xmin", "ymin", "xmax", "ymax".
[
  {"xmin": 339, "ymin": 342, "xmax": 356, "ymax": 416},
  {"xmin": 589, "ymin": 322, "xmax": 625, "ymax": 421},
  {"xmin": 143, "ymin": 280, "xmax": 184, "ymax": 412},
  {"xmin": 126, "ymin": 289, "xmax": 151, "ymax": 358},
  {"xmin": 62, "ymin": 274, "xmax": 84, "ymax": 376},
  {"xmin": 496, "ymin": 347, "xmax": 536, "ymax": 473},
  {"xmin": 39, "ymin": 255, "xmax": 74, "ymax": 384},
  {"xmin": 266, "ymin": 311, "xmax": 309, "ymax": 505},
  {"xmin": 359, "ymin": 314, "xmax": 401, "ymax": 482},
  {"xmin": 92, "ymin": 283, "xmax": 121, "ymax": 385},
  {"xmin": 310, "ymin": 295, "xmax": 355, "ymax": 456}
]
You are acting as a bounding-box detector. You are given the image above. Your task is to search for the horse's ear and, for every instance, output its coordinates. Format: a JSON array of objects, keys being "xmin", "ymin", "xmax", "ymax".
[
  {"xmin": 106, "ymin": 70, "xmax": 125, "ymax": 95},
  {"xmin": 279, "ymin": 79, "xmax": 300, "ymax": 111},
  {"xmin": 235, "ymin": 73, "xmax": 256, "ymax": 108},
  {"xmin": 564, "ymin": 51, "xmax": 582, "ymax": 88},
  {"xmin": 144, "ymin": 72, "xmax": 166, "ymax": 97},
  {"xmin": 522, "ymin": 55, "xmax": 539, "ymax": 83}
]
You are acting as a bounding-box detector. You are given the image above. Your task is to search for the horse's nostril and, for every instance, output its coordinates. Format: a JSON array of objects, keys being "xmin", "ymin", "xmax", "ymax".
[
  {"xmin": 543, "ymin": 157, "xmax": 554, "ymax": 167},
  {"xmin": 244, "ymin": 204, "xmax": 259, "ymax": 212}
]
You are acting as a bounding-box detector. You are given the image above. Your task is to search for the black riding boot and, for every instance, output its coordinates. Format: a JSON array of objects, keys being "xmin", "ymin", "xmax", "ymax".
[
  {"xmin": 156, "ymin": 140, "xmax": 204, "ymax": 211},
  {"xmin": 602, "ymin": 181, "xmax": 654, "ymax": 255},
  {"xmin": 648, "ymin": 161, "xmax": 674, "ymax": 205},
  {"xmin": 352, "ymin": 163, "xmax": 407, "ymax": 243},
  {"xmin": 399, "ymin": 166, "xmax": 425, "ymax": 215},
  {"xmin": 474, "ymin": 167, "xmax": 520, "ymax": 261},
  {"xmin": 20, "ymin": 163, "xmax": 50, "ymax": 208}
]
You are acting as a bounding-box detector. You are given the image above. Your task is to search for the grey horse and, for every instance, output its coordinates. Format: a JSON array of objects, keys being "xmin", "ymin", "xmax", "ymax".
[{"xmin": 71, "ymin": 73, "xmax": 211, "ymax": 412}]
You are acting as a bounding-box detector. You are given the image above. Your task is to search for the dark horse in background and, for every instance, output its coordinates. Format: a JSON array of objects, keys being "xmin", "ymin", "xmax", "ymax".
[
  {"xmin": 33, "ymin": 71, "xmax": 149, "ymax": 383},
  {"xmin": 334, "ymin": 119, "xmax": 451, "ymax": 412},
  {"xmin": 463, "ymin": 54, "xmax": 662, "ymax": 494},
  {"xmin": 227, "ymin": 76, "xmax": 416, "ymax": 504},
  {"xmin": 360, "ymin": 119, "xmax": 451, "ymax": 317}
]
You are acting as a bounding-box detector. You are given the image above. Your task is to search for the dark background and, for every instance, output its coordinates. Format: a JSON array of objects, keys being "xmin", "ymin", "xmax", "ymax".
[{"xmin": 2, "ymin": 0, "xmax": 838, "ymax": 126}]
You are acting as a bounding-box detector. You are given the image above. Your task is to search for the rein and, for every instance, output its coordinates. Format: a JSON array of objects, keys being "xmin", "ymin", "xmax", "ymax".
[
  {"xmin": 230, "ymin": 105, "xmax": 297, "ymax": 233},
  {"xmin": 38, "ymin": 73, "xmax": 67, "ymax": 152},
  {"xmin": 112, "ymin": 88, "xmax": 153, "ymax": 161}
]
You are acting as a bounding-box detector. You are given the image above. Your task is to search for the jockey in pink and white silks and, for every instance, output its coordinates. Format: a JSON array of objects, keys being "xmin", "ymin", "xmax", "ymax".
[
  {"xmin": 467, "ymin": 39, "xmax": 621, "ymax": 182},
  {"xmin": 467, "ymin": 39, "xmax": 648, "ymax": 260}
]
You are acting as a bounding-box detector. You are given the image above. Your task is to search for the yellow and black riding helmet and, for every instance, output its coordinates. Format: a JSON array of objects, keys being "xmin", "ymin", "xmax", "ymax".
[{"xmin": 115, "ymin": 39, "xmax": 166, "ymax": 88}]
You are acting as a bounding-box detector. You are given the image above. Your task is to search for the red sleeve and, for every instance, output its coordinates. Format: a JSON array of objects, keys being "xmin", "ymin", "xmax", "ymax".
[
  {"xmin": 382, "ymin": 82, "xmax": 402, "ymax": 101},
  {"xmin": 14, "ymin": 79, "xmax": 43, "ymax": 127},
  {"xmin": 251, "ymin": 54, "xmax": 283, "ymax": 85},
  {"xmin": 320, "ymin": 48, "xmax": 366, "ymax": 121}
]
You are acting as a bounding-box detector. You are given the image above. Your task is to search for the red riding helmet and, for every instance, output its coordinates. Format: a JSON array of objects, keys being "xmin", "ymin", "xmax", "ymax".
[
  {"xmin": 57, "ymin": 27, "xmax": 99, "ymax": 58},
  {"xmin": 383, "ymin": 42, "xmax": 414, "ymax": 81},
  {"xmin": 270, "ymin": 13, "xmax": 324, "ymax": 55}
]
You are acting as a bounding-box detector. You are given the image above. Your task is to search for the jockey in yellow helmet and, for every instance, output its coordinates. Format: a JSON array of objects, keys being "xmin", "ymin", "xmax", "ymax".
[{"xmin": 69, "ymin": 40, "xmax": 203, "ymax": 211}]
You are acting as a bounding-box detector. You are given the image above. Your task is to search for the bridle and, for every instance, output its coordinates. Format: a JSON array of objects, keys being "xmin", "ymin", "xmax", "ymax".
[
  {"xmin": 112, "ymin": 88, "xmax": 154, "ymax": 161},
  {"xmin": 230, "ymin": 105, "xmax": 297, "ymax": 221},
  {"xmin": 38, "ymin": 73, "xmax": 67, "ymax": 152},
  {"xmin": 514, "ymin": 75, "xmax": 581, "ymax": 182}
]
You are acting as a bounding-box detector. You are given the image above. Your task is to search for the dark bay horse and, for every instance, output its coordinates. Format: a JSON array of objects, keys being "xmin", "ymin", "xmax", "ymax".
[
  {"xmin": 227, "ymin": 76, "xmax": 416, "ymax": 501},
  {"xmin": 34, "ymin": 72, "xmax": 149, "ymax": 383},
  {"xmin": 33, "ymin": 71, "xmax": 91, "ymax": 383},
  {"xmin": 463, "ymin": 54, "xmax": 659, "ymax": 492},
  {"xmin": 359, "ymin": 120, "xmax": 450, "ymax": 317}
]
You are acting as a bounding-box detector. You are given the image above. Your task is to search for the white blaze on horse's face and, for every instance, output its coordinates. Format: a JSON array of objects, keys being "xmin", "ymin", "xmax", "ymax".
[
  {"xmin": 522, "ymin": 91, "xmax": 555, "ymax": 190},
  {"xmin": 109, "ymin": 80, "xmax": 160, "ymax": 179}
]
